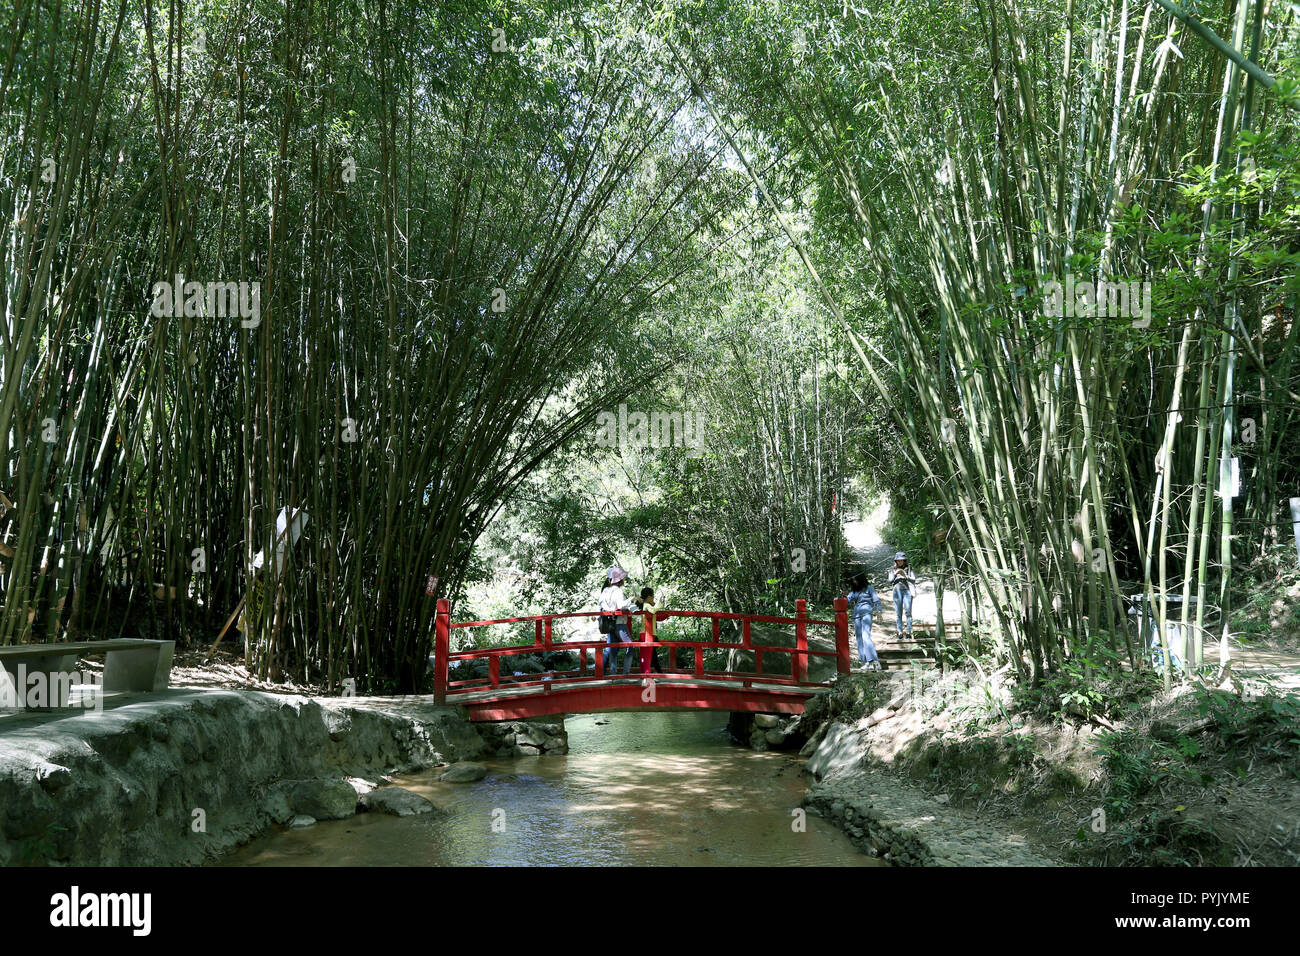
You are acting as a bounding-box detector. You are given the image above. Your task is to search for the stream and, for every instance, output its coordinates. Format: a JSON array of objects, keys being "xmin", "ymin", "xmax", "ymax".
[{"xmin": 222, "ymin": 710, "xmax": 881, "ymax": 866}]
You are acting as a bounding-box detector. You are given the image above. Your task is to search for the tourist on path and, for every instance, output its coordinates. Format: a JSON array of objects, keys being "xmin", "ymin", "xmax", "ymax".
[
  {"xmin": 886, "ymin": 552, "xmax": 917, "ymax": 638},
  {"xmin": 847, "ymin": 573, "xmax": 883, "ymax": 671},
  {"xmin": 599, "ymin": 566, "xmax": 638, "ymax": 675},
  {"xmin": 636, "ymin": 586, "xmax": 665, "ymax": 675}
]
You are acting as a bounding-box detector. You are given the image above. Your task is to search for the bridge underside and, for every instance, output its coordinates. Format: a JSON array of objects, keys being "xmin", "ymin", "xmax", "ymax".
[{"xmin": 453, "ymin": 680, "xmax": 817, "ymax": 722}]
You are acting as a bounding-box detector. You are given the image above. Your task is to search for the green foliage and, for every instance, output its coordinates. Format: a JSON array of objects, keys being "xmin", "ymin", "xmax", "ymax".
[
  {"xmin": 1015, "ymin": 650, "xmax": 1158, "ymax": 724},
  {"xmin": 9, "ymin": 0, "xmax": 1299, "ymax": 707},
  {"xmin": 1098, "ymin": 730, "xmax": 1198, "ymax": 822},
  {"xmin": 2, "ymin": 0, "xmax": 739, "ymax": 691},
  {"xmin": 462, "ymin": 210, "xmax": 868, "ymax": 619},
  {"xmin": 1193, "ymin": 685, "xmax": 1300, "ymax": 756},
  {"xmin": 1085, "ymin": 682, "xmax": 1300, "ymax": 863},
  {"xmin": 878, "ymin": 496, "xmax": 931, "ymax": 560}
]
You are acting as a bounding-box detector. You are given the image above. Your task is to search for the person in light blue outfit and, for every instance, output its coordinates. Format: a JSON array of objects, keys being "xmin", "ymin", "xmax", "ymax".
[
  {"xmin": 887, "ymin": 552, "xmax": 917, "ymax": 638},
  {"xmin": 847, "ymin": 572, "xmax": 883, "ymax": 671}
]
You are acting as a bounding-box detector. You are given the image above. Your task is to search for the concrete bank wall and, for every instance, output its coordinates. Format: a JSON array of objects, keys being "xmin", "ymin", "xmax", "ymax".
[{"xmin": 0, "ymin": 690, "xmax": 494, "ymax": 866}]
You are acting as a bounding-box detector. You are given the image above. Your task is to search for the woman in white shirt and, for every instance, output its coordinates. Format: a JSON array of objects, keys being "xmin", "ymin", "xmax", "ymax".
[{"xmin": 599, "ymin": 566, "xmax": 638, "ymax": 675}]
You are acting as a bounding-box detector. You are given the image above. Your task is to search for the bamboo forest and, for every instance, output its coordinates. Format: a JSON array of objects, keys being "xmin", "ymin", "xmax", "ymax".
[{"xmin": 1, "ymin": 0, "xmax": 1299, "ymax": 901}]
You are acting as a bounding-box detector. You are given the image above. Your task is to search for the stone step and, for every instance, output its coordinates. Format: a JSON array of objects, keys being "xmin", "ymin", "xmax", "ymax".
[
  {"xmin": 848, "ymin": 658, "xmax": 936, "ymax": 672},
  {"xmin": 883, "ymin": 658, "xmax": 935, "ymax": 669},
  {"xmin": 879, "ymin": 646, "xmax": 931, "ymax": 658}
]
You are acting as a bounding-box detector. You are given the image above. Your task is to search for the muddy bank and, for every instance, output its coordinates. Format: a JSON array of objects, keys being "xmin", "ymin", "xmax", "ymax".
[{"xmin": 0, "ymin": 690, "xmax": 515, "ymax": 865}]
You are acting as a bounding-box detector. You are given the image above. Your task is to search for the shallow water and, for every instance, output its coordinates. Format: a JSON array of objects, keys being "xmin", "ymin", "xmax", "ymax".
[{"xmin": 221, "ymin": 710, "xmax": 881, "ymax": 866}]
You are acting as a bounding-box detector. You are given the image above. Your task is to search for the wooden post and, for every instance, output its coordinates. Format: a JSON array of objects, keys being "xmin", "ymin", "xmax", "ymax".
[
  {"xmin": 434, "ymin": 598, "xmax": 450, "ymax": 704},
  {"xmin": 489, "ymin": 655, "xmax": 500, "ymax": 688},
  {"xmin": 833, "ymin": 596, "xmax": 850, "ymax": 675},
  {"xmin": 662, "ymin": 618, "xmax": 673, "ymax": 673},
  {"xmin": 794, "ymin": 598, "xmax": 808, "ymax": 683}
]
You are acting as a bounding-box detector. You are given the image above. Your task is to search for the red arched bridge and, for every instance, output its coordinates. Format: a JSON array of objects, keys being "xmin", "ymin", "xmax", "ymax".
[{"xmin": 432, "ymin": 597, "xmax": 851, "ymax": 721}]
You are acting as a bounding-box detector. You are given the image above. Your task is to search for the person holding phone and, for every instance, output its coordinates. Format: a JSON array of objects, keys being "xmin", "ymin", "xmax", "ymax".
[
  {"xmin": 599, "ymin": 567, "xmax": 638, "ymax": 675},
  {"xmin": 887, "ymin": 552, "xmax": 918, "ymax": 638}
]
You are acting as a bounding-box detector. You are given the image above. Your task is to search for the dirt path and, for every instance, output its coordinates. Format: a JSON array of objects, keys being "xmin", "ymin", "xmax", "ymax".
[{"xmin": 1206, "ymin": 641, "xmax": 1300, "ymax": 692}]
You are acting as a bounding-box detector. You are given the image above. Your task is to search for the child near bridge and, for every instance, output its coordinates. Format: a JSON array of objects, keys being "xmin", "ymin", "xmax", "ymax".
[
  {"xmin": 636, "ymin": 586, "xmax": 665, "ymax": 676},
  {"xmin": 847, "ymin": 572, "xmax": 883, "ymax": 671}
]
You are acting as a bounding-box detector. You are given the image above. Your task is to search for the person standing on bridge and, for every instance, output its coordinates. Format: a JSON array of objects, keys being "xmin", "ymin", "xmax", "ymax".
[
  {"xmin": 887, "ymin": 552, "xmax": 918, "ymax": 639},
  {"xmin": 599, "ymin": 567, "xmax": 638, "ymax": 675},
  {"xmin": 847, "ymin": 573, "xmax": 883, "ymax": 671},
  {"xmin": 636, "ymin": 586, "xmax": 665, "ymax": 675}
]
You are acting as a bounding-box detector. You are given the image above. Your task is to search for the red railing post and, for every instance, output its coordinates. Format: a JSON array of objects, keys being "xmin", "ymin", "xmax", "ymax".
[
  {"xmin": 746, "ymin": 617, "xmax": 757, "ymax": 686},
  {"xmin": 434, "ymin": 598, "xmax": 450, "ymax": 704},
  {"xmin": 794, "ymin": 598, "xmax": 808, "ymax": 683},
  {"xmin": 833, "ymin": 596, "xmax": 850, "ymax": 675}
]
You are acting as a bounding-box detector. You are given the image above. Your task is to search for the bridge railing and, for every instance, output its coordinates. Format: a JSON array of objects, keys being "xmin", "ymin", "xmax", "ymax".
[{"xmin": 432, "ymin": 596, "xmax": 850, "ymax": 704}]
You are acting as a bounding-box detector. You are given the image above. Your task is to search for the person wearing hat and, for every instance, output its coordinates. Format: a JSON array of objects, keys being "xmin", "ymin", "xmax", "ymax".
[
  {"xmin": 599, "ymin": 566, "xmax": 638, "ymax": 675},
  {"xmin": 886, "ymin": 552, "xmax": 918, "ymax": 638}
]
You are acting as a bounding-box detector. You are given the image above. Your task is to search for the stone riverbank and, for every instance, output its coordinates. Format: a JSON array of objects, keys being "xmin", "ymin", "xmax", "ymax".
[{"xmin": 0, "ymin": 689, "xmax": 564, "ymax": 865}]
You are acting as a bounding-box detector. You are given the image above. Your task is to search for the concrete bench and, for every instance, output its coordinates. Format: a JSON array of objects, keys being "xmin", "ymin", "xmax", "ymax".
[{"xmin": 0, "ymin": 639, "xmax": 174, "ymax": 708}]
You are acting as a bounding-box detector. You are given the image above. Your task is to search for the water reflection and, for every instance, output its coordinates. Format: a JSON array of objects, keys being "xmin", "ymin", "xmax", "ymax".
[{"xmin": 222, "ymin": 710, "xmax": 881, "ymax": 866}]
